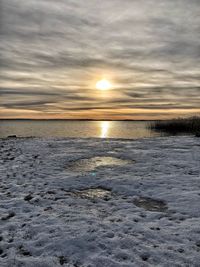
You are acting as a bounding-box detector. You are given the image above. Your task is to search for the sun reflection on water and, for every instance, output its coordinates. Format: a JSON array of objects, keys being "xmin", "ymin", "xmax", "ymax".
[{"xmin": 100, "ymin": 121, "xmax": 110, "ymax": 138}]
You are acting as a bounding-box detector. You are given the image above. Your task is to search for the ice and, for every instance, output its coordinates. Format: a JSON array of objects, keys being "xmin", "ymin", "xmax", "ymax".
[
  {"xmin": 67, "ymin": 156, "xmax": 133, "ymax": 172},
  {"xmin": 69, "ymin": 187, "xmax": 112, "ymax": 200},
  {"xmin": 0, "ymin": 136, "xmax": 200, "ymax": 266},
  {"xmin": 133, "ymin": 197, "xmax": 168, "ymax": 212}
]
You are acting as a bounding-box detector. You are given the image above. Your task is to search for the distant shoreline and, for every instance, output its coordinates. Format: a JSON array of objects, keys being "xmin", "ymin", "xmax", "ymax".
[{"xmin": 0, "ymin": 118, "xmax": 161, "ymax": 122}]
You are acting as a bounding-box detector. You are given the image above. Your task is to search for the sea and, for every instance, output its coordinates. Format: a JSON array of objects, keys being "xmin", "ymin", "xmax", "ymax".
[{"xmin": 0, "ymin": 120, "xmax": 169, "ymax": 139}]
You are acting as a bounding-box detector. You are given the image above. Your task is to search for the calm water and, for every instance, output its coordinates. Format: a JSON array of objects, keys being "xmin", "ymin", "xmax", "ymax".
[{"xmin": 0, "ymin": 120, "xmax": 166, "ymax": 139}]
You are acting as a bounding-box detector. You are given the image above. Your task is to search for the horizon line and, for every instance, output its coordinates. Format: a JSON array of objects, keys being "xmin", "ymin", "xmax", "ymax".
[{"xmin": 0, "ymin": 117, "xmax": 195, "ymax": 121}]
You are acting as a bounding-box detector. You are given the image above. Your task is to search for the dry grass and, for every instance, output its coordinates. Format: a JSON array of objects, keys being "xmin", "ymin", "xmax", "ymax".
[{"xmin": 150, "ymin": 116, "xmax": 200, "ymax": 135}]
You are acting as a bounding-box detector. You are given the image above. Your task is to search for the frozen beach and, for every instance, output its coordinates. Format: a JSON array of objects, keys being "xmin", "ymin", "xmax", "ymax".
[{"xmin": 0, "ymin": 136, "xmax": 200, "ymax": 267}]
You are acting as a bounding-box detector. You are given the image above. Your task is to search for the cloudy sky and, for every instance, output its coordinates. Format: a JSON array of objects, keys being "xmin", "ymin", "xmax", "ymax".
[{"xmin": 0, "ymin": 0, "xmax": 200, "ymax": 120}]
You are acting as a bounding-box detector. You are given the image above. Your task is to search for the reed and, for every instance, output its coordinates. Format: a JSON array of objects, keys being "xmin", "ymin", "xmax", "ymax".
[{"xmin": 150, "ymin": 116, "xmax": 200, "ymax": 135}]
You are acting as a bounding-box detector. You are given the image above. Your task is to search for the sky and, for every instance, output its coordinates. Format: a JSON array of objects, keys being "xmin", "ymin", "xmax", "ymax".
[{"xmin": 0, "ymin": 0, "xmax": 200, "ymax": 120}]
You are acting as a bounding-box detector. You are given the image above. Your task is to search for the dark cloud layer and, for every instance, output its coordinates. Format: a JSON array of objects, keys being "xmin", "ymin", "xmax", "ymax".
[{"xmin": 0, "ymin": 0, "xmax": 200, "ymax": 119}]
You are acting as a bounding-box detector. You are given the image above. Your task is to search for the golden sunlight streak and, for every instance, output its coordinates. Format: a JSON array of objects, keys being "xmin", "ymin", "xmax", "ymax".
[
  {"xmin": 100, "ymin": 121, "xmax": 110, "ymax": 138},
  {"xmin": 96, "ymin": 79, "xmax": 111, "ymax": 90}
]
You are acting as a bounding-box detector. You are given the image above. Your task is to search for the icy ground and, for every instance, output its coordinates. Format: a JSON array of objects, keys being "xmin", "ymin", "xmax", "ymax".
[{"xmin": 0, "ymin": 136, "xmax": 200, "ymax": 267}]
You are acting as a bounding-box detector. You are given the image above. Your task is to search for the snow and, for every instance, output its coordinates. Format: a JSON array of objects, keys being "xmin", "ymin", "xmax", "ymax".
[{"xmin": 0, "ymin": 136, "xmax": 200, "ymax": 266}]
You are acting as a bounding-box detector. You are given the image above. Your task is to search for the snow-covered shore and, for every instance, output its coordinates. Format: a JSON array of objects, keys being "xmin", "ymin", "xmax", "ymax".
[{"xmin": 0, "ymin": 136, "xmax": 200, "ymax": 267}]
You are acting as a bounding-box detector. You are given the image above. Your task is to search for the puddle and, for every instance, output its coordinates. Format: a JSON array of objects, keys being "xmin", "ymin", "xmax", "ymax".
[
  {"xmin": 67, "ymin": 156, "xmax": 133, "ymax": 172},
  {"xmin": 71, "ymin": 188, "xmax": 112, "ymax": 200},
  {"xmin": 133, "ymin": 197, "xmax": 168, "ymax": 212}
]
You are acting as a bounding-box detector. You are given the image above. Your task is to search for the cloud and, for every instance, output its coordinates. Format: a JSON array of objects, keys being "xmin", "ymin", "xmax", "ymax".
[{"xmin": 0, "ymin": 0, "xmax": 200, "ymax": 119}]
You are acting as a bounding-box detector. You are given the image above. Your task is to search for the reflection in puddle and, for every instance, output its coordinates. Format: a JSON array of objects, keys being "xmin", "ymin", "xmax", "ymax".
[
  {"xmin": 133, "ymin": 197, "xmax": 168, "ymax": 212},
  {"xmin": 67, "ymin": 156, "xmax": 133, "ymax": 172},
  {"xmin": 71, "ymin": 188, "xmax": 112, "ymax": 200}
]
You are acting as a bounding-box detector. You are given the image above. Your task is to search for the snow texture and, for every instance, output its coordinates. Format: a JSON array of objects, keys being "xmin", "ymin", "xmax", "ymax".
[{"xmin": 0, "ymin": 136, "xmax": 200, "ymax": 266}]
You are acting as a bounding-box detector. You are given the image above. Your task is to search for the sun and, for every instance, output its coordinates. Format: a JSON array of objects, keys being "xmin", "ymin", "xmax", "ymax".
[{"xmin": 96, "ymin": 79, "xmax": 111, "ymax": 90}]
